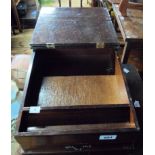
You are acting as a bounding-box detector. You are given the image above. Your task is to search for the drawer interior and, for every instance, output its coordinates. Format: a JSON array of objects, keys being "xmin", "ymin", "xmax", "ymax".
[
  {"xmin": 16, "ymin": 48, "xmax": 139, "ymax": 135},
  {"xmin": 23, "ymin": 48, "xmax": 128, "ymax": 107},
  {"xmin": 19, "ymin": 105, "xmax": 132, "ymax": 133}
]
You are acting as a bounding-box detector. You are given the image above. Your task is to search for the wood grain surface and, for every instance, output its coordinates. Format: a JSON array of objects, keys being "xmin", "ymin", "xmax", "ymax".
[
  {"xmin": 38, "ymin": 58, "xmax": 129, "ymax": 107},
  {"xmin": 112, "ymin": 4, "xmax": 143, "ymax": 41},
  {"xmin": 27, "ymin": 122, "xmax": 134, "ymax": 133},
  {"xmin": 31, "ymin": 7, "xmax": 118, "ymax": 48}
]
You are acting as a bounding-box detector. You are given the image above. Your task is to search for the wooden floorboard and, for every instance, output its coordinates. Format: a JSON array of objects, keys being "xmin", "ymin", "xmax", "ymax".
[{"xmin": 11, "ymin": 29, "xmax": 33, "ymax": 55}]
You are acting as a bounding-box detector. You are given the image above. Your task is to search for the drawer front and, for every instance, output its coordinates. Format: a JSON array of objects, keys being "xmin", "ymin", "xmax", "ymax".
[{"xmin": 16, "ymin": 131, "xmax": 138, "ymax": 152}]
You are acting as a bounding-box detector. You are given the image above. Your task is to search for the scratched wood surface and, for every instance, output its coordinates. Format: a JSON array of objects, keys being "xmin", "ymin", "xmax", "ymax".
[
  {"xmin": 31, "ymin": 7, "xmax": 118, "ymax": 48},
  {"xmin": 112, "ymin": 4, "xmax": 143, "ymax": 41},
  {"xmin": 38, "ymin": 58, "xmax": 129, "ymax": 107}
]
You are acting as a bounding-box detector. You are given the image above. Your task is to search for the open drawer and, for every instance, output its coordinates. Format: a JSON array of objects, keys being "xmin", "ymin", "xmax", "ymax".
[{"xmin": 15, "ymin": 48, "xmax": 139, "ymax": 154}]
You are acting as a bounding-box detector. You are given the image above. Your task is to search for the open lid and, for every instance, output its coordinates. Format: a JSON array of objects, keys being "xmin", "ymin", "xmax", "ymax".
[{"xmin": 30, "ymin": 7, "xmax": 119, "ymax": 49}]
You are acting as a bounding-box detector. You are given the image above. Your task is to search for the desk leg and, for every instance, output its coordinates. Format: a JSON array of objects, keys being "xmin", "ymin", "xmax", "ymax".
[{"xmin": 121, "ymin": 42, "xmax": 131, "ymax": 64}]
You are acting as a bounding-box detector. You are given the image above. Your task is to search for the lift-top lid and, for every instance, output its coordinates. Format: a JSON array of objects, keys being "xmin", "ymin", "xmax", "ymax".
[{"xmin": 30, "ymin": 7, "xmax": 118, "ymax": 49}]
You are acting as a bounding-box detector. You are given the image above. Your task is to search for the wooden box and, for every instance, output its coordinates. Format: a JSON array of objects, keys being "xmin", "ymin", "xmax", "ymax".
[
  {"xmin": 15, "ymin": 48, "xmax": 139, "ymax": 154},
  {"xmin": 15, "ymin": 7, "xmax": 139, "ymax": 155}
]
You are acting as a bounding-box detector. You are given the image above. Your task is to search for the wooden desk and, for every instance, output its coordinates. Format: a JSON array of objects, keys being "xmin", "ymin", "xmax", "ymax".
[
  {"xmin": 31, "ymin": 7, "xmax": 118, "ymax": 49},
  {"xmin": 15, "ymin": 7, "xmax": 140, "ymax": 154},
  {"xmin": 112, "ymin": 4, "xmax": 143, "ymax": 63}
]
